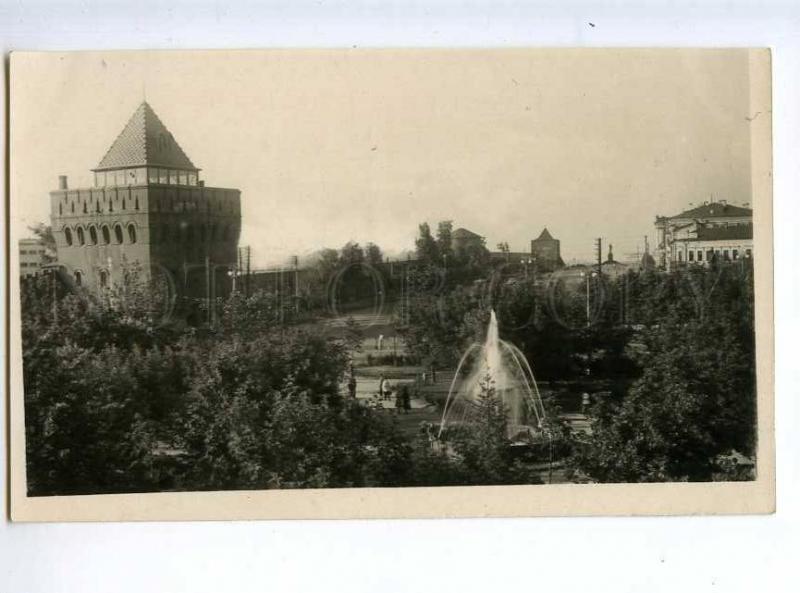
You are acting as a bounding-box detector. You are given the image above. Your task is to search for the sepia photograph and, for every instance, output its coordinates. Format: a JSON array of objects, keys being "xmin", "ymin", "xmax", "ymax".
[{"xmin": 7, "ymin": 49, "xmax": 774, "ymax": 520}]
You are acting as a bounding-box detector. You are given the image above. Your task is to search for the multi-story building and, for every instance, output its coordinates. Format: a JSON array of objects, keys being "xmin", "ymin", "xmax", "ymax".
[
  {"xmin": 18, "ymin": 238, "xmax": 46, "ymax": 277},
  {"xmin": 655, "ymin": 201, "xmax": 753, "ymax": 269},
  {"xmin": 50, "ymin": 102, "xmax": 241, "ymax": 298}
]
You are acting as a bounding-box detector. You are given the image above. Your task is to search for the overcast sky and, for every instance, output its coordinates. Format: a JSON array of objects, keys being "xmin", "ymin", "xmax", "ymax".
[{"xmin": 11, "ymin": 49, "xmax": 755, "ymax": 266}]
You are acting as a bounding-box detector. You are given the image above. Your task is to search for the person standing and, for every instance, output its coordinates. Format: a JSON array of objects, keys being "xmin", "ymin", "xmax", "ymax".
[{"xmin": 402, "ymin": 385, "xmax": 411, "ymax": 414}]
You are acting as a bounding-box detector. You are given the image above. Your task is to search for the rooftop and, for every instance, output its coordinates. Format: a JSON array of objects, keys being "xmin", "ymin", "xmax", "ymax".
[
  {"xmin": 533, "ymin": 228, "xmax": 556, "ymax": 242},
  {"xmin": 669, "ymin": 202, "xmax": 752, "ymax": 220},
  {"xmin": 452, "ymin": 227, "xmax": 483, "ymax": 239},
  {"xmin": 94, "ymin": 102, "xmax": 197, "ymax": 172}
]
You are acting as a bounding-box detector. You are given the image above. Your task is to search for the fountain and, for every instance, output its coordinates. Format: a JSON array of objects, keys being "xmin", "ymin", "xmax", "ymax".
[{"xmin": 438, "ymin": 310, "xmax": 546, "ymax": 440}]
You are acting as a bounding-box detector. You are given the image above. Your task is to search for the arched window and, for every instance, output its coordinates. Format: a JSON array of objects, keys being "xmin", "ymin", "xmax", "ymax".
[
  {"xmin": 135, "ymin": 196, "xmax": 139, "ymax": 210},
  {"xmin": 101, "ymin": 225, "xmax": 111, "ymax": 245},
  {"xmin": 114, "ymin": 224, "xmax": 124, "ymax": 244},
  {"xmin": 122, "ymin": 197, "xmax": 126, "ymax": 210},
  {"xmin": 76, "ymin": 226, "xmax": 85, "ymax": 246},
  {"xmin": 83, "ymin": 201, "xmax": 87, "ymax": 213},
  {"xmin": 96, "ymin": 201, "xmax": 101, "ymax": 213},
  {"xmin": 71, "ymin": 202, "xmax": 75, "ymax": 213},
  {"xmin": 74, "ymin": 271, "xmax": 82, "ymax": 286},
  {"xmin": 99, "ymin": 270, "xmax": 109, "ymax": 289},
  {"xmin": 128, "ymin": 224, "xmax": 137, "ymax": 244},
  {"xmin": 64, "ymin": 227, "xmax": 73, "ymax": 246},
  {"xmin": 109, "ymin": 200, "xmax": 114, "ymax": 213},
  {"xmin": 88, "ymin": 225, "xmax": 98, "ymax": 245}
]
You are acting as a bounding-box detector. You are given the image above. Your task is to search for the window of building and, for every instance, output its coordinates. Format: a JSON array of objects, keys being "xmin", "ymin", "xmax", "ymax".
[
  {"xmin": 723, "ymin": 249, "xmax": 730, "ymax": 261},
  {"xmin": 102, "ymin": 225, "xmax": 111, "ymax": 245},
  {"xmin": 159, "ymin": 168, "xmax": 168, "ymax": 184},
  {"xmin": 74, "ymin": 271, "xmax": 82, "ymax": 286},
  {"xmin": 678, "ymin": 251, "xmax": 683, "ymax": 262},
  {"xmin": 188, "ymin": 172, "xmax": 197, "ymax": 185},
  {"xmin": 733, "ymin": 249, "xmax": 739, "ymax": 260},
  {"xmin": 135, "ymin": 196, "xmax": 139, "ymax": 210},
  {"xmin": 128, "ymin": 224, "xmax": 137, "ymax": 244},
  {"xmin": 89, "ymin": 225, "xmax": 98, "ymax": 245},
  {"xmin": 59, "ymin": 203, "xmax": 62, "ymax": 216},
  {"xmin": 149, "ymin": 168, "xmax": 159, "ymax": 184},
  {"xmin": 178, "ymin": 170, "xmax": 187, "ymax": 185},
  {"xmin": 77, "ymin": 226, "xmax": 85, "ymax": 246},
  {"xmin": 71, "ymin": 202, "xmax": 75, "ymax": 213},
  {"xmin": 83, "ymin": 201, "xmax": 87, "ymax": 214},
  {"xmin": 114, "ymin": 224, "xmax": 124, "ymax": 244},
  {"xmin": 697, "ymin": 250, "xmax": 703, "ymax": 262},
  {"xmin": 122, "ymin": 197, "xmax": 126, "ymax": 210},
  {"xmin": 64, "ymin": 227, "xmax": 73, "ymax": 246},
  {"xmin": 169, "ymin": 170, "xmax": 179, "ymax": 184},
  {"xmin": 746, "ymin": 248, "xmax": 752, "ymax": 258},
  {"xmin": 688, "ymin": 250, "xmax": 694, "ymax": 262},
  {"xmin": 99, "ymin": 270, "xmax": 108, "ymax": 288}
]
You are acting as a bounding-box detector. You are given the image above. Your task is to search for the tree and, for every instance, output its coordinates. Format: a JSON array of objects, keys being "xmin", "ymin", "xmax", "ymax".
[
  {"xmin": 575, "ymin": 308, "xmax": 756, "ymax": 483},
  {"xmin": 365, "ymin": 242, "xmax": 383, "ymax": 266},
  {"xmin": 340, "ymin": 241, "xmax": 365, "ymax": 265},
  {"xmin": 436, "ymin": 220, "xmax": 454, "ymax": 262},
  {"xmin": 415, "ymin": 222, "xmax": 440, "ymax": 264}
]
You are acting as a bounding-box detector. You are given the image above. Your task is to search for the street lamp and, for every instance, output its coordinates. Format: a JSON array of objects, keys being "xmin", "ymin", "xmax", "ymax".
[{"xmin": 579, "ymin": 270, "xmax": 598, "ymax": 327}]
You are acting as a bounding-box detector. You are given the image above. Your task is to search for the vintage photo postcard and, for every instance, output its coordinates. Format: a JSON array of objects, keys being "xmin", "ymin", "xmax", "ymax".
[{"xmin": 7, "ymin": 49, "xmax": 774, "ymax": 521}]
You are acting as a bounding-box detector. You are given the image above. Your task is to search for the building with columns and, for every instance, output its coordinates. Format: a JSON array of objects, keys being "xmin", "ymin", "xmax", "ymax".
[{"xmin": 50, "ymin": 102, "xmax": 241, "ymax": 299}]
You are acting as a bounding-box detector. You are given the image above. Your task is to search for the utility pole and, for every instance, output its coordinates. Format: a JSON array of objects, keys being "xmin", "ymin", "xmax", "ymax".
[
  {"xmin": 293, "ymin": 255, "xmax": 300, "ymax": 314},
  {"xmin": 595, "ymin": 238, "xmax": 602, "ymax": 278},
  {"xmin": 245, "ymin": 245, "xmax": 251, "ymax": 298}
]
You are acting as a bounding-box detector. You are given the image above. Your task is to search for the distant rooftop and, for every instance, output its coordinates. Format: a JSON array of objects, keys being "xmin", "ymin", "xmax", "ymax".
[
  {"xmin": 669, "ymin": 202, "xmax": 752, "ymax": 220},
  {"xmin": 452, "ymin": 227, "xmax": 483, "ymax": 239},
  {"xmin": 533, "ymin": 227, "xmax": 556, "ymax": 242},
  {"xmin": 94, "ymin": 102, "xmax": 197, "ymax": 172}
]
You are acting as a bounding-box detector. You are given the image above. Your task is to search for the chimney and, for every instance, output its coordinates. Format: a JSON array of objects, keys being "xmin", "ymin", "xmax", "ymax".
[{"xmin": 58, "ymin": 175, "xmax": 68, "ymax": 190}]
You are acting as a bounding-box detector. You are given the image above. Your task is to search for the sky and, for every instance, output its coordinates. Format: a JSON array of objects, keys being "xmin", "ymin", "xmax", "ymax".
[{"xmin": 10, "ymin": 49, "xmax": 755, "ymax": 266}]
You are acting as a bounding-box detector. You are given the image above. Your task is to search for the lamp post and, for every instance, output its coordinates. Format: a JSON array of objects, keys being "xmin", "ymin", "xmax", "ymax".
[{"xmin": 580, "ymin": 270, "xmax": 598, "ymax": 327}]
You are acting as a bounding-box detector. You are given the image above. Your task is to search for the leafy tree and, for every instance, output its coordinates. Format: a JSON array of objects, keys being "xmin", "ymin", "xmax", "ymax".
[
  {"xmin": 365, "ymin": 242, "xmax": 383, "ymax": 266},
  {"xmin": 436, "ymin": 220, "xmax": 454, "ymax": 262},
  {"xmin": 415, "ymin": 222, "xmax": 440, "ymax": 264}
]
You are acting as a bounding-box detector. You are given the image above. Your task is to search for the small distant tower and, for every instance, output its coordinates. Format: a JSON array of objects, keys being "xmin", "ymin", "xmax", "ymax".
[
  {"xmin": 607, "ymin": 243, "xmax": 614, "ymax": 263},
  {"xmin": 49, "ymin": 102, "xmax": 242, "ymax": 298},
  {"xmin": 530, "ymin": 228, "xmax": 564, "ymax": 272}
]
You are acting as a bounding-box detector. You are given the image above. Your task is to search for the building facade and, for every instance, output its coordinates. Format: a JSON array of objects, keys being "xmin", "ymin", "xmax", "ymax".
[
  {"xmin": 655, "ymin": 201, "xmax": 752, "ymax": 269},
  {"xmin": 18, "ymin": 238, "xmax": 46, "ymax": 277},
  {"xmin": 50, "ymin": 102, "xmax": 241, "ymax": 298},
  {"xmin": 530, "ymin": 228, "xmax": 564, "ymax": 272}
]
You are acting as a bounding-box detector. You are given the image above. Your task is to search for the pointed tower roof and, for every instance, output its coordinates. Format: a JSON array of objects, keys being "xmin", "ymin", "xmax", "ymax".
[
  {"xmin": 535, "ymin": 228, "xmax": 555, "ymax": 241},
  {"xmin": 94, "ymin": 102, "xmax": 198, "ymax": 172}
]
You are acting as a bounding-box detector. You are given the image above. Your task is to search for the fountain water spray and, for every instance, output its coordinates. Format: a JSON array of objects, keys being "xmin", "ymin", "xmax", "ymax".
[{"xmin": 438, "ymin": 310, "xmax": 546, "ymax": 439}]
